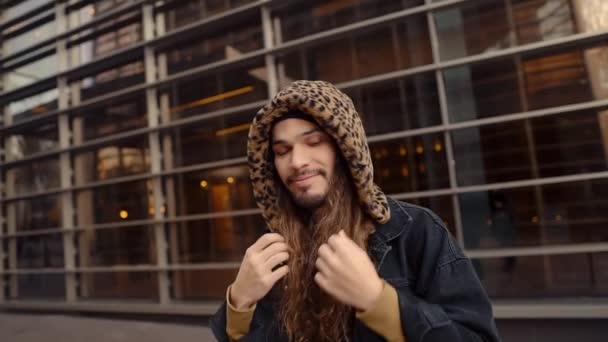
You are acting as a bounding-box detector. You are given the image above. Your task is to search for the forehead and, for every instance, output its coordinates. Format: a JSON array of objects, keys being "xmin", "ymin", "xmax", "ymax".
[{"xmin": 271, "ymin": 118, "xmax": 322, "ymax": 141}]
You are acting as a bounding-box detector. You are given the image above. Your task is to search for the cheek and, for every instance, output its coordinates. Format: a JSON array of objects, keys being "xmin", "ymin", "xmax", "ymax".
[{"xmin": 274, "ymin": 159, "xmax": 289, "ymax": 184}]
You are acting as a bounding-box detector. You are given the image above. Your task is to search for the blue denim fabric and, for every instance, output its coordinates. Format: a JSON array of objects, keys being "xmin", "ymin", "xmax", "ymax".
[{"xmin": 210, "ymin": 197, "xmax": 501, "ymax": 342}]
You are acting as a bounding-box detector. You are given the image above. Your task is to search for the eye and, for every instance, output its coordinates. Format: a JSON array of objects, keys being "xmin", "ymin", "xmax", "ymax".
[
  {"xmin": 273, "ymin": 145, "xmax": 290, "ymax": 156},
  {"xmin": 306, "ymin": 135, "xmax": 323, "ymax": 145}
]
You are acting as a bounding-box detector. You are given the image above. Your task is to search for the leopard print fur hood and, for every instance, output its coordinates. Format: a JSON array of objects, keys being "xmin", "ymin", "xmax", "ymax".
[{"xmin": 247, "ymin": 80, "xmax": 390, "ymax": 230}]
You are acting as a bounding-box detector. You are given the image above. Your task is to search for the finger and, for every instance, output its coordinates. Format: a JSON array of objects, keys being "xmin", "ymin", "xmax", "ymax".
[
  {"xmin": 327, "ymin": 234, "xmax": 343, "ymax": 252},
  {"xmin": 315, "ymin": 256, "xmax": 331, "ymax": 275},
  {"xmin": 265, "ymin": 251, "xmax": 289, "ymax": 270},
  {"xmin": 318, "ymin": 244, "xmax": 340, "ymax": 270},
  {"xmin": 259, "ymin": 241, "xmax": 289, "ymax": 261},
  {"xmin": 314, "ymin": 272, "xmax": 332, "ymax": 294},
  {"xmin": 266, "ymin": 265, "xmax": 289, "ymax": 285},
  {"xmin": 251, "ymin": 233, "xmax": 284, "ymax": 252}
]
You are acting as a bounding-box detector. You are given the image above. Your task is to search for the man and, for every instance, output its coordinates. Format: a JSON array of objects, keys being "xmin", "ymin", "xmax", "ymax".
[{"xmin": 210, "ymin": 80, "xmax": 501, "ymax": 342}]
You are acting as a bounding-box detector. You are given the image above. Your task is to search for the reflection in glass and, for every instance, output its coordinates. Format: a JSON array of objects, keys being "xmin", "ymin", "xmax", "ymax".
[
  {"xmin": 371, "ymin": 134, "xmax": 450, "ymax": 194},
  {"xmin": 10, "ymin": 158, "xmax": 60, "ymax": 194},
  {"xmin": 73, "ymin": 95, "xmax": 147, "ymax": 141},
  {"xmin": 80, "ymin": 272, "xmax": 158, "ymax": 300},
  {"xmin": 17, "ymin": 274, "xmax": 65, "ymax": 299},
  {"xmin": 434, "ymin": 0, "xmax": 575, "ymax": 61},
  {"xmin": 6, "ymin": 122, "xmax": 58, "ymax": 161},
  {"xmin": 78, "ymin": 226, "xmax": 155, "ymax": 267},
  {"xmin": 164, "ymin": 20, "xmax": 263, "ymax": 76},
  {"xmin": 460, "ymin": 178, "xmax": 608, "ymax": 249},
  {"xmin": 276, "ymin": 0, "xmax": 424, "ymax": 41},
  {"xmin": 172, "ymin": 269, "xmax": 238, "ymax": 301},
  {"xmin": 165, "ymin": 164, "xmax": 255, "ymax": 217},
  {"xmin": 476, "ymin": 252, "xmax": 608, "ymax": 298},
  {"xmin": 12, "ymin": 194, "xmax": 62, "ymax": 231},
  {"xmin": 165, "ymin": 111, "xmax": 251, "ymax": 168},
  {"xmin": 278, "ymin": 15, "xmax": 432, "ymax": 86},
  {"xmin": 345, "ymin": 73, "xmax": 441, "ymax": 136},
  {"xmin": 75, "ymin": 180, "xmax": 154, "ymax": 225},
  {"xmin": 17, "ymin": 234, "xmax": 64, "ymax": 268},
  {"xmin": 73, "ymin": 136, "xmax": 150, "ymax": 185},
  {"xmin": 162, "ymin": 0, "xmax": 257, "ymax": 32},
  {"xmin": 8, "ymin": 88, "xmax": 58, "ymax": 123},
  {"xmin": 171, "ymin": 215, "xmax": 265, "ymax": 264},
  {"xmin": 166, "ymin": 62, "xmax": 268, "ymax": 121},
  {"xmin": 444, "ymin": 44, "xmax": 594, "ymax": 122},
  {"xmin": 4, "ymin": 55, "xmax": 57, "ymax": 91},
  {"xmin": 453, "ymin": 110, "xmax": 606, "ymax": 186}
]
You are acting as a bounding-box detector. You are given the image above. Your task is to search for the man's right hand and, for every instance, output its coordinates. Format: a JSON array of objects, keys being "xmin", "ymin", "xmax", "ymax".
[{"xmin": 230, "ymin": 233, "xmax": 290, "ymax": 310}]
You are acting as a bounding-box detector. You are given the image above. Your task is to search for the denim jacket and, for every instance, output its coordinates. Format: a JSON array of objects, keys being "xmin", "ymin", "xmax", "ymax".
[{"xmin": 210, "ymin": 197, "xmax": 502, "ymax": 341}]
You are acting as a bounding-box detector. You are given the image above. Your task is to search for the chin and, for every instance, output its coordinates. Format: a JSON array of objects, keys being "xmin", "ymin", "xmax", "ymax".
[{"xmin": 293, "ymin": 192, "xmax": 327, "ymax": 209}]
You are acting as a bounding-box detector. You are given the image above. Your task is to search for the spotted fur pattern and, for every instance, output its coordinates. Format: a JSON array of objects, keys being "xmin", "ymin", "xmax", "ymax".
[{"xmin": 247, "ymin": 80, "xmax": 390, "ymax": 230}]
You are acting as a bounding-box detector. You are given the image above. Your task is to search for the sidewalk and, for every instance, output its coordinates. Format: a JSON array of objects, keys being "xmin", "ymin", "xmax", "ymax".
[{"xmin": 0, "ymin": 312, "xmax": 215, "ymax": 342}]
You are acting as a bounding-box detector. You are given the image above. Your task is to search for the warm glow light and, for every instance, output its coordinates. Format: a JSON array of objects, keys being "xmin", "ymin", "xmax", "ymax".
[
  {"xmin": 216, "ymin": 123, "xmax": 251, "ymax": 137},
  {"xmin": 119, "ymin": 210, "xmax": 129, "ymax": 219},
  {"xmin": 399, "ymin": 146, "xmax": 407, "ymax": 157},
  {"xmin": 170, "ymin": 86, "xmax": 254, "ymax": 114},
  {"xmin": 200, "ymin": 180, "xmax": 208, "ymax": 188},
  {"xmin": 416, "ymin": 145, "xmax": 424, "ymax": 154},
  {"xmin": 227, "ymin": 176, "xmax": 235, "ymax": 184},
  {"xmin": 401, "ymin": 166, "xmax": 409, "ymax": 177},
  {"xmin": 434, "ymin": 142, "xmax": 443, "ymax": 152},
  {"xmin": 532, "ymin": 216, "xmax": 539, "ymax": 224},
  {"xmin": 418, "ymin": 163, "xmax": 426, "ymax": 174}
]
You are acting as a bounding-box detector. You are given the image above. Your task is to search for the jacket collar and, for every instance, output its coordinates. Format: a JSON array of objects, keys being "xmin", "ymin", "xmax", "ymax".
[{"xmin": 367, "ymin": 197, "xmax": 412, "ymax": 269}]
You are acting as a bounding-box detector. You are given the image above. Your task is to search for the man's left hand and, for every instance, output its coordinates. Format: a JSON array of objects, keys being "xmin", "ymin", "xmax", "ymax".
[{"xmin": 314, "ymin": 230, "xmax": 384, "ymax": 312}]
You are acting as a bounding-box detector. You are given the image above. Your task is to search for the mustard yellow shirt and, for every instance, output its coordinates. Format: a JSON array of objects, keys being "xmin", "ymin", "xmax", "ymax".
[{"xmin": 225, "ymin": 281, "xmax": 406, "ymax": 342}]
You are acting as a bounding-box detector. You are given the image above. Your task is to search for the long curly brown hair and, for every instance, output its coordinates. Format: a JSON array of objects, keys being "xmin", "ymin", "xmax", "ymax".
[{"xmin": 272, "ymin": 158, "xmax": 375, "ymax": 342}]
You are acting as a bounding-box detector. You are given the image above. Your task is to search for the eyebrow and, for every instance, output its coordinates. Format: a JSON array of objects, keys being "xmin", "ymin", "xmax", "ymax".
[{"xmin": 272, "ymin": 128, "xmax": 322, "ymax": 146}]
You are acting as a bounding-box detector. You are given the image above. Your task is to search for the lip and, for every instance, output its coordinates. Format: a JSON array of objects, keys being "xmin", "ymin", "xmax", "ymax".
[{"xmin": 292, "ymin": 174, "xmax": 319, "ymax": 185}]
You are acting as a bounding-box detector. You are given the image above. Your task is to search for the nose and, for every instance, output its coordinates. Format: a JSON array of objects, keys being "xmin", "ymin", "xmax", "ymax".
[{"xmin": 290, "ymin": 144, "xmax": 310, "ymax": 170}]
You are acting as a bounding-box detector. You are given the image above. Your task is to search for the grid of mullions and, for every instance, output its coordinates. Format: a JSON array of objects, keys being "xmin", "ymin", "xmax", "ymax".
[{"xmin": 1, "ymin": 0, "xmax": 608, "ymax": 316}]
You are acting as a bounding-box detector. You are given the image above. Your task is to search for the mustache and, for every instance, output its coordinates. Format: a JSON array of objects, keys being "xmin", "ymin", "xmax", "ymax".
[{"xmin": 287, "ymin": 169, "xmax": 327, "ymax": 184}]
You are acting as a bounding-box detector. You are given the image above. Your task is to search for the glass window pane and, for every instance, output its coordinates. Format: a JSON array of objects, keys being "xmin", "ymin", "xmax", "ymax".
[
  {"xmin": 172, "ymin": 269, "xmax": 238, "ymax": 301},
  {"xmin": 78, "ymin": 226, "xmax": 155, "ymax": 267},
  {"xmin": 276, "ymin": 0, "xmax": 424, "ymax": 42},
  {"xmin": 78, "ymin": 59, "xmax": 145, "ymax": 102},
  {"xmin": 164, "ymin": 164, "xmax": 255, "ymax": 217},
  {"xmin": 16, "ymin": 274, "xmax": 65, "ymax": 299},
  {"xmin": 7, "ymin": 88, "xmax": 58, "ymax": 123},
  {"xmin": 453, "ymin": 110, "xmax": 607, "ymax": 186},
  {"xmin": 460, "ymin": 179, "xmax": 608, "ymax": 249},
  {"xmin": 17, "ymin": 234, "xmax": 64, "ymax": 268},
  {"xmin": 475, "ymin": 252, "xmax": 608, "ymax": 298},
  {"xmin": 75, "ymin": 180, "xmax": 154, "ymax": 225},
  {"xmin": 162, "ymin": 0, "xmax": 257, "ymax": 32},
  {"xmin": 163, "ymin": 20, "xmax": 263, "ymax": 76},
  {"xmin": 277, "ymin": 15, "xmax": 431, "ymax": 86},
  {"xmin": 4, "ymin": 54, "xmax": 58, "ymax": 91},
  {"xmin": 443, "ymin": 59, "xmax": 521, "ymax": 122},
  {"xmin": 165, "ymin": 111, "xmax": 251, "ymax": 168},
  {"xmin": 8, "ymin": 194, "xmax": 62, "ymax": 232},
  {"xmin": 371, "ymin": 134, "xmax": 450, "ymax": 194},
  {"xmin": 9, "ymin": 158, "xmax": 60, "ymax": 194},
  {"xmin": 6, "ymin": 122, "xmax": 58, "ymax": 161},
  {"xmin": 434, "ymin": 0, "xmax": 576, "ymax": 61},
  {"xmin": 73, "ymin": 93, "xmax": 148, "ymax": 141},
  {"xmin": 4, "ymin": 20, "xmax": 56, "ymax": 55},
  {"xmin": 73, "ymin": 136, "xmax": 150, "ymax": 185},
  {"xmin": 170, "ymin": 215, "xmax": 265, "ymax": 264},
  {"xmin": 444, "ymin": 43, "xmax": 599, "ymax": 122},
  {"xmin": 345, "ymin": 73, "xmax": 441, "ymax": 136},
  {"xmin": 165, "ymin": 62, "xmax": 268, "ymax": 121},
  {"xmin": 80, "ymin": 271, "xmax": 158, "ymax": 300}
]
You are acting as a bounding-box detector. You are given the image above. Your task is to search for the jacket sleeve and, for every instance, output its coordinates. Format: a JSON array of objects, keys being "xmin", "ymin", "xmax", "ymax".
[
  {"xmin": 210, "ymin": 291, "xmax": 278, "ymax": 342},
  {"xmin": 398, "ymin": 208, "xmax": 501, "ymax": 342}
]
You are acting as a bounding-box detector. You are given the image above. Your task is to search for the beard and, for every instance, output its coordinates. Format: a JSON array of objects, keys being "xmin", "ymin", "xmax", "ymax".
[{"xmin": 286, "ymin": 168, "xmax": 329, "ymax": 210}]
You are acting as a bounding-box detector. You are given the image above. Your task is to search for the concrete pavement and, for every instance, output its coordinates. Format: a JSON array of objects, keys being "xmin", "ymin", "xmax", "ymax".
[{"xmin": 0, "ymin": 312, "xmax": 215, "ymax": 342}]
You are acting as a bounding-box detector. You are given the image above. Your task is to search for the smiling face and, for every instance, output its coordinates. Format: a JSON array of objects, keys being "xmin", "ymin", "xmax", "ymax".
[{"xmin": 271, "ymin": 118, "xmax": 337, "ymax": 209}]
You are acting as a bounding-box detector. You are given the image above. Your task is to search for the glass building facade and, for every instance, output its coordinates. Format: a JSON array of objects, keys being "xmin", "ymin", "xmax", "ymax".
[{"xmin": 1, "ymin": 0, "xmax": 608, "ymax": 327}]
